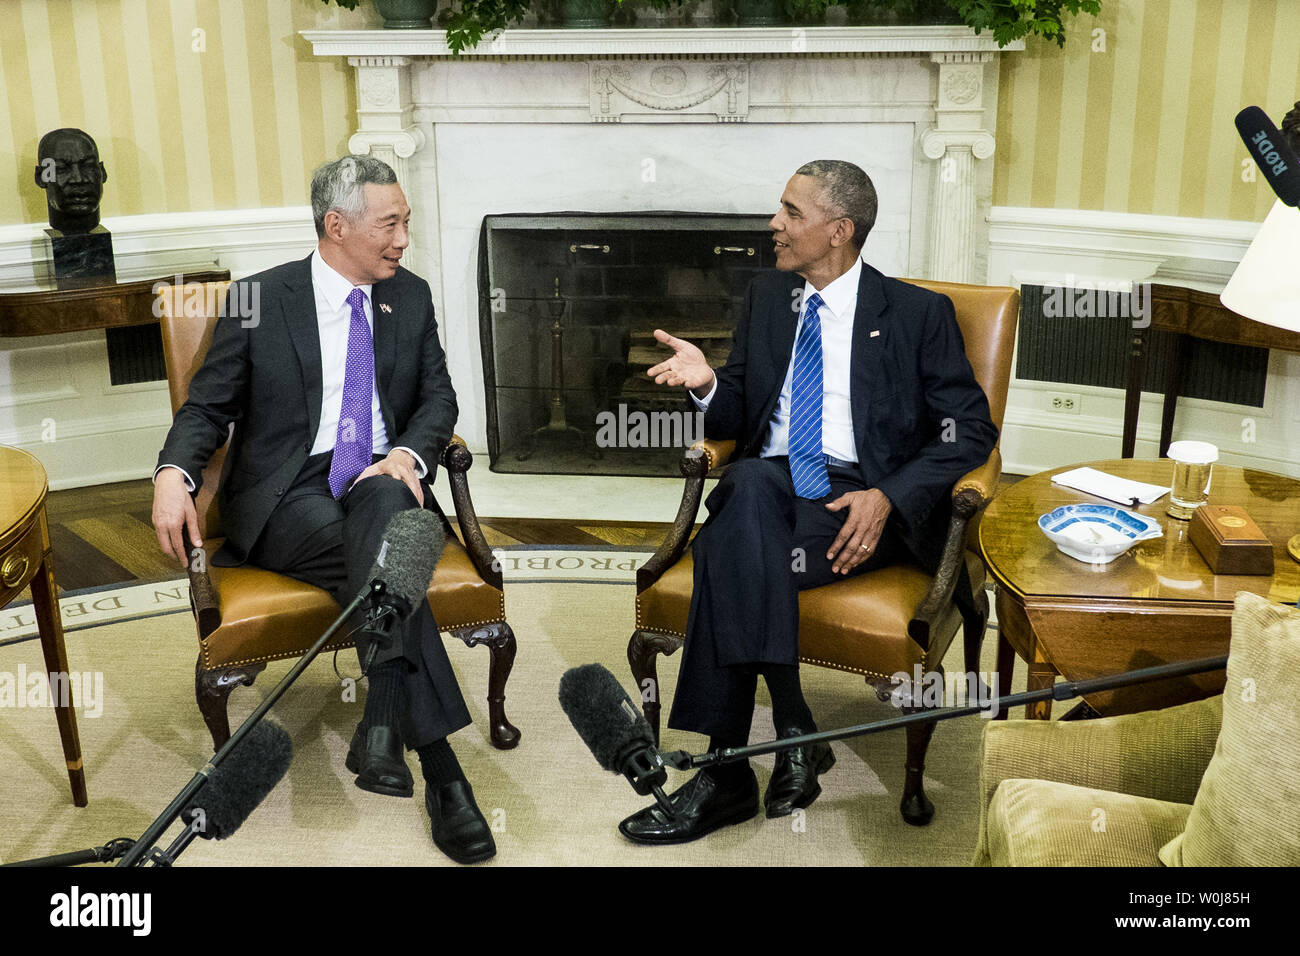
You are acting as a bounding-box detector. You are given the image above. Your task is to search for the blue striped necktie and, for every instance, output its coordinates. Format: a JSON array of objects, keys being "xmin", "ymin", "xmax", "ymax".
[{"xmin": 788, "ymin": 291, "xmax": 831, "ymax": 499}]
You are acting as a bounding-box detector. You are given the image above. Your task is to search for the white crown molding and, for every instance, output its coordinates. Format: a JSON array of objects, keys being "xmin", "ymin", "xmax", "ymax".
[
  {"xmin": 989, "ymin": 206, "xmax": 1261, "ymax": 264},
  {"xmin": 302, "ymin": 26, "xmax": 1022, "ymax": 59}
]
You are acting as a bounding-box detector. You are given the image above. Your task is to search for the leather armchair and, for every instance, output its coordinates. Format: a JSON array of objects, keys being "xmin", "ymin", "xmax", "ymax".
[
  {"xmin": 158, "ymin": 282, "xmax": 520, "ymax": 752},
  {"xmin": 628, "ymin": 279, "xmax": 1019, "ymax": 825}
]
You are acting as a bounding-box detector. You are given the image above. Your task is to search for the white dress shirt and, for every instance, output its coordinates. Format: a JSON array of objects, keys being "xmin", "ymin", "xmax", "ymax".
[
  {"xmin": 693, "ymin": 256, "xmax": 862, "ymax": 462},
  {"xmin": 309, "ymin": 250, "xmax": 392, "ymax": 460},
  {"xmin": 155, "ymin": 248, "xmax": 426, "ymax": 489}
]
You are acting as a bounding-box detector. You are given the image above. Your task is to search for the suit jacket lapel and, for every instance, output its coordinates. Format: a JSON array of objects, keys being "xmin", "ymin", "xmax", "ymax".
[
  {"xmin": 850, "ymin": 263, "xmax": 888, "ymax": 460},
  {"xmin": 282, "ymin": 256, "xmax": 324, "ymax": 442},
  {"xmin": 754, "ymin": 272, "xmax": 805, "ymax": 447},
  {"xmin": 371, "ymin": 278, "xmax": 399, "ymax": 435}
]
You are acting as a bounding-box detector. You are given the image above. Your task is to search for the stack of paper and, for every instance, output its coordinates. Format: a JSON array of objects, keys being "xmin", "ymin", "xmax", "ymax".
[{"xmin": 1051, "ymin": 467, "xmax": 1170, "ymax": 507}]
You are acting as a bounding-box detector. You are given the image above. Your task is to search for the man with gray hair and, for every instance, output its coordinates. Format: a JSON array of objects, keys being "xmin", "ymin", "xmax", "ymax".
[
  {"xmin": 153, "ymin": 155, "xmax": 495, "ymax": 864},
  {"xmin": 627, "ymin": 160, "xmax": 998, "ymax": 844}
]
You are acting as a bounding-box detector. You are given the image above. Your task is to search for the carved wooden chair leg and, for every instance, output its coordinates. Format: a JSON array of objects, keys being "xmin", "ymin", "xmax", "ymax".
[
  {"xmin": 627, "ymin": 629, "xmax": 683, "ymax": 746},
  {"xmin": 960, "ymin": 582, "xmax": 993, "ymax": 703},
  {"xmin": 195, "ymin": 658, "xmax": 266, "ymax": 751},
  {"xmin": 450, "ymin": 621, "xmax": 521, "ymax": 750},
  {"xmin": 900, "ymin": 706, "xmax": 938, "ymax": 826},
  {"xmin": 896, "ymin": 661, "xmax": 944, "ymax": 827}
]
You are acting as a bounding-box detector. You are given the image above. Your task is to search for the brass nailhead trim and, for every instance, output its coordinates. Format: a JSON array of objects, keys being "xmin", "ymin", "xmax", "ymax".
[{"xmin": 201, "ymin": 590, "xmax": 509, "ymax": 671}]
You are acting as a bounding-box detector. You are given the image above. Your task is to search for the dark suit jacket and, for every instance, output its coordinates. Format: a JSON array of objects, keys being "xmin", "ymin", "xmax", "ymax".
[
  {"xmin": 157, "ymin": 255, "xmax": 458, "ymax": 566},
  {"xmin": 703, "ymin": 262, "xmax": 997, "ymax": 573}
]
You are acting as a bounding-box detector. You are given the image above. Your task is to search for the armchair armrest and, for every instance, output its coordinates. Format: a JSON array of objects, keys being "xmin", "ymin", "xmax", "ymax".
[
  {"xmin": 907, "ymin": 447, "xmax": 1001, "ymax": 649},
  {"xmin": 952, "ymin": 447, "xmax": 1001, "ymax": 519},
  {"xmin": 635, "ymin": 439, "xmax": 736, "ymax": 592},
  {"xmin": 440, "ymin": 435, "xmax": 503, "ymax": 590},
  {"xmin": 188, "ymin": 557, "xmax": 222, "ymax": 640},
  {"xmin": 692, "ymin": 439, "xmax": 737, "ymax": 473},
  {"xmin": 972, "ymin": 694, "xmax": 1223, "ymax": 864}
]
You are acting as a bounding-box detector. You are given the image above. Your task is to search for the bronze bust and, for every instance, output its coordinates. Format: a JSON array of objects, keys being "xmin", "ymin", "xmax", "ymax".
[{"xmin": 34, "ymin": 128, "xmax": 108, "ymax": 235}]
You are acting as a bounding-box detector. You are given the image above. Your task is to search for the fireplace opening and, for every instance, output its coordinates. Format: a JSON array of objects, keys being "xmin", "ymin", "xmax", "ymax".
[{"xmin": 479, "ymin": 212, "xmax": 775, "ymax": 477}]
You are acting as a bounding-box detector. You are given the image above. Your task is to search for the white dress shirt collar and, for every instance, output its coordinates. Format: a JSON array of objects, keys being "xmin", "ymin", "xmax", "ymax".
[
  {"xmin": 806, "ymin": 255, "xmax": 863, "ymax": 320},
  {"xmin": 311, "ymin": 248, "xmax": 372, "ymax": 313}
]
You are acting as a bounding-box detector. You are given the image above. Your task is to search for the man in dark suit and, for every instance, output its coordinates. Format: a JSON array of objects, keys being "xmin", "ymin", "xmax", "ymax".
[
  {"xmin": 622, "ymin": 160, "xmax": 997, "ymax": 844},
  {"xmin": 152, "ymin": 156, "xmax": 495, "ymax": 864}
]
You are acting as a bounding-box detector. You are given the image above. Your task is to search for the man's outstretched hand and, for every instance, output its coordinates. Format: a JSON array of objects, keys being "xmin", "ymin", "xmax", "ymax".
[
  {"xmin": 152, "ymin": 468, "xmax": 202, "ymax": 569},
  {"xmin": 825, "ymin": 488, "xmax": 892, "ymax": 575},
  {"xmin": 647, "ymin": 329, "xmax": 716, "ymax": 398}
]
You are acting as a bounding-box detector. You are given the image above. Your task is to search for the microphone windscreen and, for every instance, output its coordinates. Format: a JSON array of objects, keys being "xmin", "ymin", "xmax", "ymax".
[
  {"xmin": 559, "ymin": 664, "xmax": 655, "ymax": 773},
  {"xmin": 367, "ymin": 509, "xmax": 445, "ymax": 608},
  {"xmin": 1236, "ymin": 106, "xmax": 1300, "ymax": 207},
  {"xmin": 182, "ymin": 721, "xmax": 293, "ymax": 840}
]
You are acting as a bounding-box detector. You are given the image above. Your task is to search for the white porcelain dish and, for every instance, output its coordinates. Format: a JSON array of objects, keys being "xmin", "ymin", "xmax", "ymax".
[{"xmin": 1038, "ymin": 504, "xmax": 1164, "ymax": 564}]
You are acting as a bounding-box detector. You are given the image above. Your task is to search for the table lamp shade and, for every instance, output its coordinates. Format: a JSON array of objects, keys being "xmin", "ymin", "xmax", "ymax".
[{"xmin": 1220, "ymin": 200, "xmax": 1300, "ymax": 332}]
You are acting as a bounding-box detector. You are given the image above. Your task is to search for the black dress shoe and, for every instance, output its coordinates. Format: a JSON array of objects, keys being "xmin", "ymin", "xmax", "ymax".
[
  {"xmin": 345, "ymin": 722, "xmax": 414, "ymax": 798},
  {"xmin": 426, "ymin": 780, "xmax": 496, "ymax": 864},
  {"xmin": 764, "ymin": 728, "xmax": 835, "ymax": 818},
  {"xmin": 618, "ymin": 768, "xmax": 759, "ymax": 845}
]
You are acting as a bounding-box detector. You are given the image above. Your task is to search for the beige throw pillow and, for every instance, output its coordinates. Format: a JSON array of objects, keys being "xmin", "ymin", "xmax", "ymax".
[{"xmin": 1160, "ymin": 592, "xmax": 1300, "ymax": 866}]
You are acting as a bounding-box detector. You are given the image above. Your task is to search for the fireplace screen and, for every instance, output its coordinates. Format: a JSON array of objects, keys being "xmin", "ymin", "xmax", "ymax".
[{"xmin": 479, "ymin": 212, "xmax": 775, "ymax": 476}]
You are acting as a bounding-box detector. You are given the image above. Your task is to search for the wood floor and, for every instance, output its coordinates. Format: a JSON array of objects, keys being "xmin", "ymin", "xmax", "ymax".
[
  {"xmin": 42, "ymin": 478, "xmax": 682, "ymax": 592},
  {"xmin": 43, "ymin": 473, "xmax": 1024, "ymax": 593}
]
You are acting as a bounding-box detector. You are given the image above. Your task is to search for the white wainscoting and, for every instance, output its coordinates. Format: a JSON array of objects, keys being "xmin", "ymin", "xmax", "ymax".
[
  {"xmin": 989, "ymin": 206, "xmax": 1299, "ymax": 480},
  {"xmin": 0, "ymin": 208, "xmax": 317, "ymax": 490}
]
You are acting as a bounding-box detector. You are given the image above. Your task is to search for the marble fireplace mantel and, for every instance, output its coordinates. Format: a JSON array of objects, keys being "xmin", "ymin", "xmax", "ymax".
[{"xmin": 304, "ymin": 26, "xmax": 1021, "ymax": 451}]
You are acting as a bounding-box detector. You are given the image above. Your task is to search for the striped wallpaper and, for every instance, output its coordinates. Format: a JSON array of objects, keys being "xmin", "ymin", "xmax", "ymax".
[
  {"xmin": 2, "ymin": 1, "xmax": 1294, "ymax": 227},
  {"xmin": 994, "ymin": 0, "xmax": 1300, "ymax": 221},
  {"xmin": 0, "ymin": 0, "xmax": 372, "ymax": 226}
]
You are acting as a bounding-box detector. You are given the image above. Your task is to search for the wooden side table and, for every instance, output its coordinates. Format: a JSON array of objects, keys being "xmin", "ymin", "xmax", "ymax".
[
  {"xmin": 1122, "ymin": 284, "xmax": 1300, "ymax": 458},
  {"xmin": 980, "ymin": 458, "xmax": 1300, "ymax": 720},
  {"xmin": 1, "ymin": 447, "xmax": 87, "ymax": 806},
  {"xmin": 0, "ymin": 270, "xmax": 229, "ymax": 337}
]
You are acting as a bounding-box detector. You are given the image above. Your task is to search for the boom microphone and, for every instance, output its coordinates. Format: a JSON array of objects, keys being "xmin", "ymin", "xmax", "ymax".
[
  {"xmin": 360, "ymin": 509, "xmax": 445, "ymax": 670},
  {"xmin": 1236, "ymin": 105, "xmax": 1300, "ymax": 207},
  {"xmin": 559, "ymin": 664, "xmax": 672, "ymax": 812},
  {"xmin": 180, "ymin": 720, "xmax": 293, "ymax": 840}
]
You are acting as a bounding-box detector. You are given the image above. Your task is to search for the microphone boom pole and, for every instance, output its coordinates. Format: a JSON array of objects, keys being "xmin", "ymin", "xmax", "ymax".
[
  {"xmin": 116, "ymin": 584, "xmax": 375, "ymax": 867},
  {"xmin": 665, "ymin": 654, "xmax": 1229, "ymax": 771}
]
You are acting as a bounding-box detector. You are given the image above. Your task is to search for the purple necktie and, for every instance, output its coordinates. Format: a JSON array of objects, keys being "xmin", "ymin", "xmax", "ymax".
[{"xmin": 328, "ymin": 287, "xmax": 375, "ymax": 498}]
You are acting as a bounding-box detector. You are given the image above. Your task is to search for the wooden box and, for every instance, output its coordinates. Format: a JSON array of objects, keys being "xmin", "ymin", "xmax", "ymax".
[{"xmin": 1189, "ymin": 505, "xmax": 1275, "ymax": 576}]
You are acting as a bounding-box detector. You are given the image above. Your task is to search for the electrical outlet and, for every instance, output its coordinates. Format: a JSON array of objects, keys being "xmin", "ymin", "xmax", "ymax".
[{"xmin": 1048, "ymin": 392, "xmax": 1080, "ymax": 414}]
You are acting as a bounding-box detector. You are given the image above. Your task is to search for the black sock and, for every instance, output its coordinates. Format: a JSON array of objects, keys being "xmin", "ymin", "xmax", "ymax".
[
  {"xmin": 703, "ymin": 733, "xmax": 751, "ymax": 787},
  {"xmin": 362, "ymin": 660, "xmax": 404, "ymax": 731},
  {"xmin": 416, "ymin": 738, "xmax": 466, "ymax": 788},
  {"xmin": 763, "ymin": 665, "xmax": 815, "ymax": 733}
]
